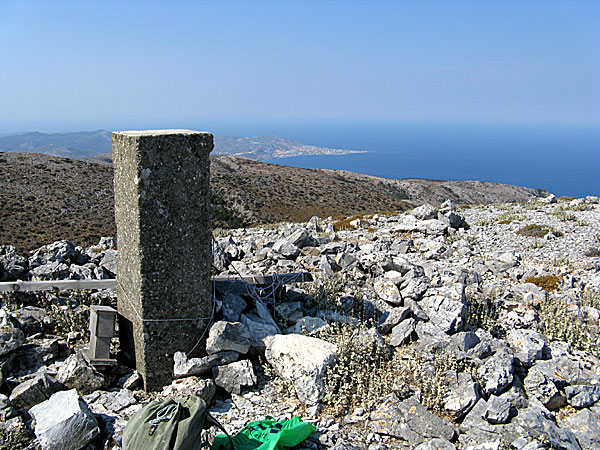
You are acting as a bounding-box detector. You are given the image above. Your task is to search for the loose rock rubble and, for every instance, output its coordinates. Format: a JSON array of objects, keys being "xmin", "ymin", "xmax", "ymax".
[{"xmin": 0, "ymin": 195, "xmax": 599, "ymax": 449}]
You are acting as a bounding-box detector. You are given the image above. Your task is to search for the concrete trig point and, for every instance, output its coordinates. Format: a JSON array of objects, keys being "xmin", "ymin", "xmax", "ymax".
[{"xmin": 113, "ymin": 130, "xmax": 213, "ymax": 391}]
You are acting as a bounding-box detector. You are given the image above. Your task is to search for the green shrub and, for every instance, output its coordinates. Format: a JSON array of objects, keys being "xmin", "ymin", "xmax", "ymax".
[
  {"xmin": 539, "ymin": 295, "xmax": 599, "ymax": 358},
  {"xmin": 466, "ymin": 295, "xmax": 502, "ymax": 337},
  {"xmin": 319, "ymin": 323, "xmax": 406, "ymax": 415},
  {"xmin": 395, "ymin": 347, "xmax": 480, "ymax": 420}
]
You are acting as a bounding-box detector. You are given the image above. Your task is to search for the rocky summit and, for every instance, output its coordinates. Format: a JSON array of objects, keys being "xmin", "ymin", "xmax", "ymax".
[{"xmin": 1, "ymin": 195, "xmax": 600, "ymax": 449}]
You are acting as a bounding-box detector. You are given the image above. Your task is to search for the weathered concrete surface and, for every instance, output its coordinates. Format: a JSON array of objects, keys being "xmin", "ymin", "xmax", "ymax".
[{"xmin": 113, "ymin": 130, "xmax": 213, "ymax": 391}]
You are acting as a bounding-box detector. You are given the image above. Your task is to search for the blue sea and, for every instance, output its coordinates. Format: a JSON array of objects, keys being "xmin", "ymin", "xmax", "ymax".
[{"xmin": 257, "ymin": 122, "xmax": 600, "ymax": 198}]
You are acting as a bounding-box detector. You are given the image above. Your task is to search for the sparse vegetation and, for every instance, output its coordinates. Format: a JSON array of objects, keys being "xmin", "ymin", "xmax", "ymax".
[
  {"xmin": 332, "ymin": 214, "xmax": 370, "ymax": 231},
  {"xmin": 516, "ymin": 224, "xmax": 563, "ymax": 238},
  {"xmin": 523, "ymin": 275, "xmax": 562, "ymax": 292},
  {"xmin": 539, "ymin": 293, "xmax": 600, "ymax": 358},
  {"xmin": 584, "ymin": 234, "xmax": 600, "ymax": 257},
  {"xmin": 0, "ymin": 421, "xmax": 38, "ymax": 450},
  {"xmin": 319, "ymin": 323, "xmax": 404, "ymax": 415},
  {"xmin": 496, "ymin": 212, "xmax": 526, "ymax": 224},
  {"xmin": 395, "ymin": 346, "xmax": 480, "ymax": 420},
  {"xmin": 466, "ymin": 295, "xmax": 502, "ymax": 336}
]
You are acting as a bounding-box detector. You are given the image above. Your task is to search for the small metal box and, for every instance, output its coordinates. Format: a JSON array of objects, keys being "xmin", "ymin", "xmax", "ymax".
[{"xmin": 84, "ymin": 305, "xmax": 118, "ymax": 366}]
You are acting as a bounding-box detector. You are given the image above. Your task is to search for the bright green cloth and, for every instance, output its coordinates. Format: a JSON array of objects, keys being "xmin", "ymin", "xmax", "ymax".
[{"xmin": 212, "ymin": 416, "xmax": 316, "ymax": 450}]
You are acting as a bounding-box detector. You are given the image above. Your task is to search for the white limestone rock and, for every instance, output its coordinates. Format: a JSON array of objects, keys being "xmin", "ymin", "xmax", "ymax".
[
  {"xmin": 29, "ymin": 389, "xmax": 99, "ymax": 450},
  {"xmin": 265, "ymin": 334, "xmax": 337, "ymax": 405}
]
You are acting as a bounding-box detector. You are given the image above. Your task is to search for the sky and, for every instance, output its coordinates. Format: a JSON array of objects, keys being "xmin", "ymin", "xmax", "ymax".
[{"xmin": 1, "ymin": 1, "xmax": 599, "ymax": 134}]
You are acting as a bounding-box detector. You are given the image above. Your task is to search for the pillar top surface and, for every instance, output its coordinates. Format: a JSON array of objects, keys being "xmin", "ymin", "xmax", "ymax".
[{"xmin": 113, "ymin": 129, "xmax": 211, "ymax": 137}]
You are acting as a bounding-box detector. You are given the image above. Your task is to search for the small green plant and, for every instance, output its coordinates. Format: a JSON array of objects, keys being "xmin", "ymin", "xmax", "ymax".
[
  {"xmin": 466, "ymin": 295, "xmax": 502, "ymax": 337},
  {"xmin": 524, "ymin": 275, "xmax": 562, "ymax": 292},
  {"xmin": 301, "ymin": 274, "xmax": 348, "ymax": 311},
  {"xmin": 562, "ymin": 203, "xmax": 588, "ymax": 212},
  {"xmin": 552, "ymin": 211, "xmax": 577, "ymax": 222},
  {"xmin": 319, "ymin": 323, "xmax": 405, "ymax": 415},
  {"xmin": 496, "ymin": 212, "xmax": 526, "ymax": 224},
  {"xmin": 473, "ymin": 219, "xmax": 490, "ymax": 227},
  {"xmin": 395, "ymin": 347, "xmax": 480, "ymax": 420},
  {"xmin": 0, "ymin": 420, "xmax": 38, "ymax": 450},
  {"xmin": 585, "ymin": 235, "xmax": 600, "ymax": 257},
  {"xmin": 539, "ymin": 296, "xmax": 599, "ymax": 358}
]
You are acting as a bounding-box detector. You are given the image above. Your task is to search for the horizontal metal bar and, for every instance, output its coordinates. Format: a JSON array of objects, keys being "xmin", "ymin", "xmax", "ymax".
[
  {"xmin": 212, "ymin": 272, "xmax": 313, "ymax": 284},
  {"xmin": 0, "ymin": 272, "xmax": 313, "ymax": 293},
  {"xmin": 0, "ymin": 279, "xmax": 117, "ymax": 292}
]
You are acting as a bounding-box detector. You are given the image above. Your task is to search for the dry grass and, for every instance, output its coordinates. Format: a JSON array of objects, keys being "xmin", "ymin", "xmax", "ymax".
[
  {"xmin": 523, "ymin": 275, "xmax": 562, "ymax": 292},
  {"xmin": 516, "ymin": 224, "xmax": 563, "ymax": 238}
]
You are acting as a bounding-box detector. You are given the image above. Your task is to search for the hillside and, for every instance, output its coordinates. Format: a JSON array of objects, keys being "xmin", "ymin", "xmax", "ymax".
[{"xmin": 0, "ymin": 152, "xmax": 546, "ymax": 253}]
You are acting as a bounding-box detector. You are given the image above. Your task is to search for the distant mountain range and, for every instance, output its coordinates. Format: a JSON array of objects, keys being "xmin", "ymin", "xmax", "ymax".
[{"xmin": 0, "ymin": 130, "xmax": 366, "ymax": 162}]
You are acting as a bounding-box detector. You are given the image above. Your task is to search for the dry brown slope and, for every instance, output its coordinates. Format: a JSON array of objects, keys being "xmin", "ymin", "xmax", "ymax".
[
  {"xmin": 0, "ymin": 152, "xmax": 115, "ymax": 253},
  {"xmin": 1, "ymin": 152, "xmax": 545, "ymax": 253}
]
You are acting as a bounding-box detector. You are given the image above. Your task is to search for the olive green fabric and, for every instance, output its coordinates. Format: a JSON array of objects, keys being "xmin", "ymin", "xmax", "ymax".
[
  {"xmin": 212, "ymin": 416, "xmax": 315, "ymax": 450},
  {"xmin": 122, "ymin": 396, "xmax": 207, "ymax": 450}
]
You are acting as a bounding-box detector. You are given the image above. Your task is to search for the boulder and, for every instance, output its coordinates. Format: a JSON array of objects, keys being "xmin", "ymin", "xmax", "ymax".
[
  {"xmin": 414, "ymin": 439, "xmax": 456, "ymax": 450},
  {"xmin": 421, "ymin": 285, "xmax": 467, "ymax": 335},
  {"xmin": 240, "ymin": 314, "xmax": 279, "ymax": 351},
  {"xmin": 30, "ymin": 261, "xmax": 70, "ymax": 280},
  {"xmin": 56, "ymin": 352, "xmax": 104, "ymax": 395},
  {"xmin": 513, "ymin": 402, "xmax": 581, "ymax": 450},
  {"xmin": 378, "ymin": 306, "xmax": 412, "ymax": 334},
  {"xmin": 29, "ymin": 389, "xmax": 100, "ymax": 450},
  {"xmin": 564, "ymin": 384, "xmax": 600, "ymax": 408},
  {"xmin": 450, "ymin": 331, "xmax": 480, "ymax": 352},
  {"xmin": 29, "ymin": 240, "xmax": 77, "ymax": 268},
  {"xmin": 369, "ymin": 394, "xmax": 456, "ymax": 446},
  {"xmin": 173, "ymin": 350, "xmax": 239, "ymax": 378},
  {"xmin": 205, "ymin": 321, "xmax": 251, "ymax": 355},
  {"xmin": 400, "ymin": 277, "xmax": 430, "ymax": 301},
  {"xmin": 506, "ymin": 329, "xmax": 546, "ymax": 367},
  {"xmin": 389, "ymin": 318, "xmax": 417, "ymax": 347},
  {"xmin": 443, "ymin": 372, "xmax": 480, "ymax": 419},
  {"xmin": 524, "ymin": 366, "xmax": 566, "ymax": 410},
  {"xmin": 86, "ymin": 389, "xmax": 136, "ymax": 414},
  {"xmin": 162, "ymin": 377, "xmax": 215, "ymax": 405},
  {"xmin": 9, "ymin": 371, "xmax": 62, "ymax": 410},
  {"xmin": 374, "ymin": 278, "xmax": 403, "ymax": 306},
  {"xmin": 483, "ymin": 395, "xmax": 511, "ymax": 425},
  {"xmin": 220, "ymin": 293, "xmax": 247, "ymax": 322},
  {"xmin": 477, "ymin": 348, "xmax": 514, "ymax": 396},
  {"xmin": 285, "ymin": 228, "xmax": 315, "ymax": 248},
  {"xmin": 99, "ymin": 249, "xmax": 117, "ymax": 276},
  {"xmin": 265, "ymin": 334, "xmax": 337, "ymax": 405},
  {"xmin": 412, "ymin": 204, "xmax": 438, "ymax": 221},
  {"xmin": 293, "ymin": 316, "xmax": 328, "ymax": 335},
  {"xmin": 563, "ymin": 408, "xmax": 600, "ymax": 450},
  {"xmin": 213, "ymin": 360, "xmax": 257, "ymax": 394},
  {"xmin": 0, "ymin": 245, "xmax": 28, "ymax": 281},
  {"xmin": 272, "ymin": 240, "xmax": 300, "ymax": 259},
  {"xmin": 459, "ymin": 398, "xmax": 514, "ymax": 448}
]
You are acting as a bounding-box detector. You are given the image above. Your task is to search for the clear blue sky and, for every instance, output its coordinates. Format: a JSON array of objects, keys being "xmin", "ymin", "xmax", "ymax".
[{"xmin": 1, "ymin": 1, "xmax": 599, "ymax": 134}]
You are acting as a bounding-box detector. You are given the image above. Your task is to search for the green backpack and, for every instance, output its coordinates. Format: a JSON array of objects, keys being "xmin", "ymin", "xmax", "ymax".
[{"xmin": 122, "ymin": 396, "xmax": 233, "ymax": 450}]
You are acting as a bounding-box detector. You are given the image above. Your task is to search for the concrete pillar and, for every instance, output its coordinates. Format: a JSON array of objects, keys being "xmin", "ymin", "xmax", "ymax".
[{"xmin": 112, "ymin": 130, "xmax": 213, "ymax": 391}]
